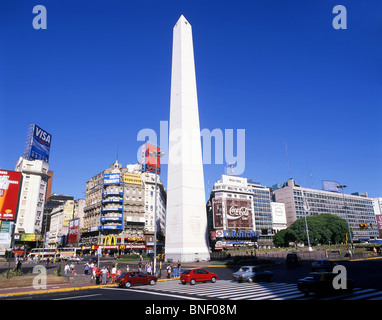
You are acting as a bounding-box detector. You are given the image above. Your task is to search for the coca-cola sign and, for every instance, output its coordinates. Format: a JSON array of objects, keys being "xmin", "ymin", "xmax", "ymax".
[{"xmin": 226, "ymin": 199, "xmax": 253, "ymax": 229}]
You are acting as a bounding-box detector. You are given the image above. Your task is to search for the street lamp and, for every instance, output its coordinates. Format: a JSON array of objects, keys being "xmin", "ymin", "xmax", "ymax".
[
  {"xmin": 153, "ymin": 150, "xmax": 165, "ymax": 277},
  {"xmin": 337, "ymin": 184, "xmax": 354, "ymax": 256}
]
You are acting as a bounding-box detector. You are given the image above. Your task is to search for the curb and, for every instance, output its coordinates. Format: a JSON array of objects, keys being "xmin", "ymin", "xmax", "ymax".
[{"xmin": 0, "ymin": 277, "xmax": 181, "ymax": 298}]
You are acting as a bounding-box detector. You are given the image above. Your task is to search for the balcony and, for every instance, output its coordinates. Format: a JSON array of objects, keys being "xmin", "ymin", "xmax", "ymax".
[
  {"xmin": 100, "ymin": 216, "xmax": 123, "ymax": 223},
  {"xmin": 101, "ymin": 207, "xmax": 123, "ymax": 212},
  {"xmin": 102, "ymin": 191, "xmax": 123, "ymax": 197}
]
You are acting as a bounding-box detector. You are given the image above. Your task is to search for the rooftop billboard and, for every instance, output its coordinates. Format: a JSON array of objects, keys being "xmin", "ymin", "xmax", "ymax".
[{"xmin": 24, "ymin": 124, "xmax": 52, "ymax": 163}]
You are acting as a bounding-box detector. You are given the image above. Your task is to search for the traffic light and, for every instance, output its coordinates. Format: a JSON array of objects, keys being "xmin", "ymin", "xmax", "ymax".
[{"xmin": 359, "ymin": 223, "xmax": 368, "ymax": 230}]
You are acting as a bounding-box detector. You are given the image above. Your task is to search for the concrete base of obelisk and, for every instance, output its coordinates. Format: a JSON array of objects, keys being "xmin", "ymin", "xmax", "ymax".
[{"xmin": 165, "ymin": 249, "xmax": 210, "ymax": 263}]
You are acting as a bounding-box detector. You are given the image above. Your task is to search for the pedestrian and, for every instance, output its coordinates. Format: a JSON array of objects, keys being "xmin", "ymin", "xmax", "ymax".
[
  {"xmin": 147, "ymin": 262, "xmax": 152, "ymax": 275},
  {"xmin": 101, "ymin": 266, "xmax": 108, "ymax": 285},
  {"xmin": 177, "ymin": 261, "xmax": 181, "ymax": 277},
  {"xmin": 16, "ymin": 259, "xmax": 22, "ymax": 272},
  {"xmin": 64, "ymin": 263, "xmax": 70, "ymax": 275},
  {"xmin": 126, "ymin": 264, "xmax": 130, "ymax": 272},
  {"xmin": 138, "ymin": 261, "xmax": 142, "ymax": 272},
  {"xmin": 84, "ymin": 263, "xmax": 90, "ymax": 275},
  {"xmin": 166, "ymin": 264, "xmax": 171, "ymax": 279},
  {"xmin": 111, "ymin": 265, "xmax": 117, "ymax": 283},
  {"xmin": 173, "ymin": 263, "xmax": 178, "ymax": 278},
  {"xmin": 96, "ymin": 267, "xmax": 101, "ymax": 285},
  {"xmin": 117, "ymin": 268, "xmax": 122, "ymax": 278},
  {"xmin": 70, "ymin": 262, "xmax": 75, "ymax": 273}
]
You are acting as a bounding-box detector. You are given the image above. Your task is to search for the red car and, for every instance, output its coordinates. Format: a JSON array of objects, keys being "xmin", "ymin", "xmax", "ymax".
[
  {"xmin": 116, "ymin": 271, "xmax": 157, "ymax": 288},
  {"xmin": 180, "ymin": 268, "xmax": 218, "ymax": 285}
]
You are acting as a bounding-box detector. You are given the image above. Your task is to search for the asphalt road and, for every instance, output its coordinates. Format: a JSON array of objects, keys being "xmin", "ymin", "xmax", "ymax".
[{"xmin": 3, "ymin": 257, "xmax": 382, "ymax": 301}]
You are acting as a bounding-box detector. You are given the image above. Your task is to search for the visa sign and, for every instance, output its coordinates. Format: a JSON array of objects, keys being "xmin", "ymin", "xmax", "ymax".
[
  {"xmin": 34, "ymin": 125, "xmax": 51, "ymax": 145},
  {"xmin": 25, "ymin": 124, "xmax": 52, "ymax": 163}
]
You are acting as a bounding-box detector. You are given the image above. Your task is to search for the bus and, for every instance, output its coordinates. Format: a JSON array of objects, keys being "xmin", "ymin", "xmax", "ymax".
[
  {"xmin": 28, "ymin": 248, "xmax": 58, "ymax": 261},
  {"xmin": 58, "ymin": 247, "xmax": 80, "ymax": 260}
]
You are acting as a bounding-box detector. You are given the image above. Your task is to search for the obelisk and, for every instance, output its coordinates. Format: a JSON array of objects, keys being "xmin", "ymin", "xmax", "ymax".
[{"xmin": 165, "ymin": 15, "xmax": 210, "ymax": 262}]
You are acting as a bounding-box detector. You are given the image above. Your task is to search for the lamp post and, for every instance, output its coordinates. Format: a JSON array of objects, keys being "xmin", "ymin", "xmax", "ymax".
[
  {"xmin": 153, "ymin": 150, "xmax": 165, "ymax": 277},
  {"xmin": 337, "ymin": 184, "xmax": 353, "ymax": 256}
]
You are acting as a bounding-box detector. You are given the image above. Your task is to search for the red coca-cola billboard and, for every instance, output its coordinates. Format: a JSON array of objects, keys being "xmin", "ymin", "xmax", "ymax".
[
  {"xmin": 225, "ymin": 198, "xmax": 253, "ymax": 229},
  {"xmin": 0, "ymin": 170, "xmax": 22, "ymax": 220}
]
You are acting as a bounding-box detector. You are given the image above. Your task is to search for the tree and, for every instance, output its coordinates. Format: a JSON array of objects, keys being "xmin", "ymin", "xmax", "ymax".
[{"xmin": 273, "ymin": 213, "xmax": 348, "ymax": 247}]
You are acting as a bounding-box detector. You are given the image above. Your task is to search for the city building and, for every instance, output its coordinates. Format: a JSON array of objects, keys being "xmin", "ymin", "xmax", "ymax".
[
  {"xmin": 13, "ymin": 157, "xmax": 50, "ymax": 245},
  {"xmin": 42, "ymin": 194, "xmax": 74, "ymax": 245},
  {"xmin": 207, "ymin": 175, "xmax": 282, "ymax": 249},
  {"xmin": 81, "ymin": 160, "xmax": 166, "ymax": 254},
  {"xmin": 273, "ymin": 178, "xmax": 379, "ymax": 241}
]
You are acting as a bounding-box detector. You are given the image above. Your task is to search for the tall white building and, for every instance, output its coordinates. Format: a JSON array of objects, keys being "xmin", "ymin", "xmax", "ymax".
[
  {"xmin": 14, "ymin": 157, "xmax": 50, "ymax": 236},
  {"xmin": 273, "ymin": 178, "xmax": 379, "ymax": 240}
]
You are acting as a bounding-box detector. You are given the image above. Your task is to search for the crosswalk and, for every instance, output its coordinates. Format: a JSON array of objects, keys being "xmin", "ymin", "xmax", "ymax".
[{"xmin": 126, "ymin": 279, "xmax": 382, "ymax": 300}]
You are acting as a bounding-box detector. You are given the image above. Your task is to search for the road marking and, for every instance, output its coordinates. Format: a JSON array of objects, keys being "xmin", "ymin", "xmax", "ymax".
[
  {"xmin": 53, "ymin": 293, "xmax": 103, "ymax": 300},
  {"xmin": 102, "ymin": 287, "xmax": 206, "ymax": 300}
]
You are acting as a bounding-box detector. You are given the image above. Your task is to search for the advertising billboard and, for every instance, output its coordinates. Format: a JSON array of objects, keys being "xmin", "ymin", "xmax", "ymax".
[
  {"xmin": 103, "ymin": 173, "xmax": 120, "ymax": 185},
  {"xmin": 62, "ymin": 200, "xmax": 74, "ymax": 227},
  {"xmin": 145, "ymin": 144, "xmax": 161, "ymax": 174},
  {"xmin": 24, "ymin": 124, "xmax": 52, "ymax": 163},
  {"xmin": 68, "ymin": 219, "xmax": 79, "ymax": 244},
  {"xmin": 123, "ymin": 173, "xmax": 142, "ymax": 185},
  {"xmin": 322, "ymin": 180, "xmax": 340, "ymax": 193},
  {"xmin": 0, "ymin": 170, "xmax": 22, "ymax": 220},
  {"xmin": 212, "ymin": 198, "xmax": 224, "ymax": 228},
  {"xmin": 225, "ymin": 198, "xmax": 253, "ymax": 229},
  {"xmin": 376, "ymin": 215, "xmax": 382, "ymax": 231}
]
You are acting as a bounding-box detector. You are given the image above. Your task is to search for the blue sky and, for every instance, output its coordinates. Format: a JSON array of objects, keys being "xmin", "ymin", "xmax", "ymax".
[{"xmin": 0, "ymin": 0, "xmax": 381, "ymax": 200}]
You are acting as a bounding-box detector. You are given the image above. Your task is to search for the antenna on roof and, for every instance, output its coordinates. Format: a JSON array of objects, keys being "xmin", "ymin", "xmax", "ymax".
[{"xmin": 225, "ymin": 162, "xmax": 235, "ymax": 175}]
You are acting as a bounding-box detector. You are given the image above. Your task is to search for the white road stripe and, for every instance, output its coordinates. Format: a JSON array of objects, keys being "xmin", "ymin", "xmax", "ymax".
[
  {"xmin": 343, "ymin": 290, "xmax": 382, "ymax": 300},
  {"xmin": 53, "ymin": 293, "xmax": 102, "ymax": 300},
  {"xmin": 102, "ymin": 287, "xmax": 205, "ymax": 300}
]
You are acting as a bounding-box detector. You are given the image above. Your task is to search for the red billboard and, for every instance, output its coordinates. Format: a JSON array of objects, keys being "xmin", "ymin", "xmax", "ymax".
[
  {"xmin": 145, "ymin": 144, "xmax": 161, "ymax": 174},
  {"xmin": 0, "ymin": 170, "xmax": 22, "ymax": 220},
  {"xmin": 376, "ymin": 215, "xmax": 382, "ymax": 231},
  {"xmin": 225, "ymin": 198, "xmax": 253, "ymax": 229},
  {"xmin": 68, "ymin": 219, "xmax": 80, "ymax": 244}
]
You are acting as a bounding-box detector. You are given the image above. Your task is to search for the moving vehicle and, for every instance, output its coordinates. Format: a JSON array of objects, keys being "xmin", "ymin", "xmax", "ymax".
[
  {"xmin": 58, "ymin": 247, "xmax": 80, "ymax": 261},
  {"xmin": 116, "ymin": 271, "xmax": 157, "ymax": 288},
  {"xmin": 27, "ymin": 248, "xmax": 58, "ymax": 261},
  {"xmin": 286, "ymin": 253, "xmax": 301, "ymax": 267},
  {"xmin": 232, "ymin": 266, "xmax": 273, "ymax": 282},
  {"xmin": 180, "ymin": 268, "xmax": 218, "ymax": 285},
  {"xmin": 311, "ymin": 260, "xmax": 338, "ymax": 272},
  {"xmin": 297, "ymin": 272, "xmax": 354, "ymax": 296}
]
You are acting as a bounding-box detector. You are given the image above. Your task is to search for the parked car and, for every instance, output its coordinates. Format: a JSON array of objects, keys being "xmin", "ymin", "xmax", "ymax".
[
  {"xmin": 180, "ymin": 268, "xmax": 218, "ymax": 285},
  {"xmin": 232, "ymin": 266, "xmax": 273, "ymax": 282},
  {"xmin": 311, "ymin": 260, "xmax": 338, "ymax": 272},
  {"xmin": 116, "ymin": 271, "xmax": 157, "ymax": 288},
  {"xmin": 297, "ymin": 272, "xmax": 354, "ymax": 296},
  {"xmin": 286, "ymin": 253, "xmax": 301, "ymax": 267}
]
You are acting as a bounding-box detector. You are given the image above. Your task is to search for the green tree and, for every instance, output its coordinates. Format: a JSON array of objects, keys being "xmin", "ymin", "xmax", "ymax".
[{"xmin": 273, "ymin": 213, "xmax": 348, "ymax": 247}]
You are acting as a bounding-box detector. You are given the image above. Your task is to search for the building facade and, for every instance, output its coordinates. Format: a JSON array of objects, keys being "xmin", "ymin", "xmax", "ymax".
[
  {"xmin": 273, "ymin": 178, "xmax": 379, "ymax": 241},
  {"xmin": 207, "ymin": 175, "xmax": 280, "ymax": 250},
  {"xmin": 81, "ymin": 161, "xmax": 166, "ymax": 253},
  {"xmin": 13, "ymin": 157, "xmax": 50, "ymax": 241}
]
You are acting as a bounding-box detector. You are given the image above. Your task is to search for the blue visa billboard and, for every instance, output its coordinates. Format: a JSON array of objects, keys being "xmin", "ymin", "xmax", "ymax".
[{"xmin": 24, "ymin": 124, "xmax": 52, "ymax": 163}]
